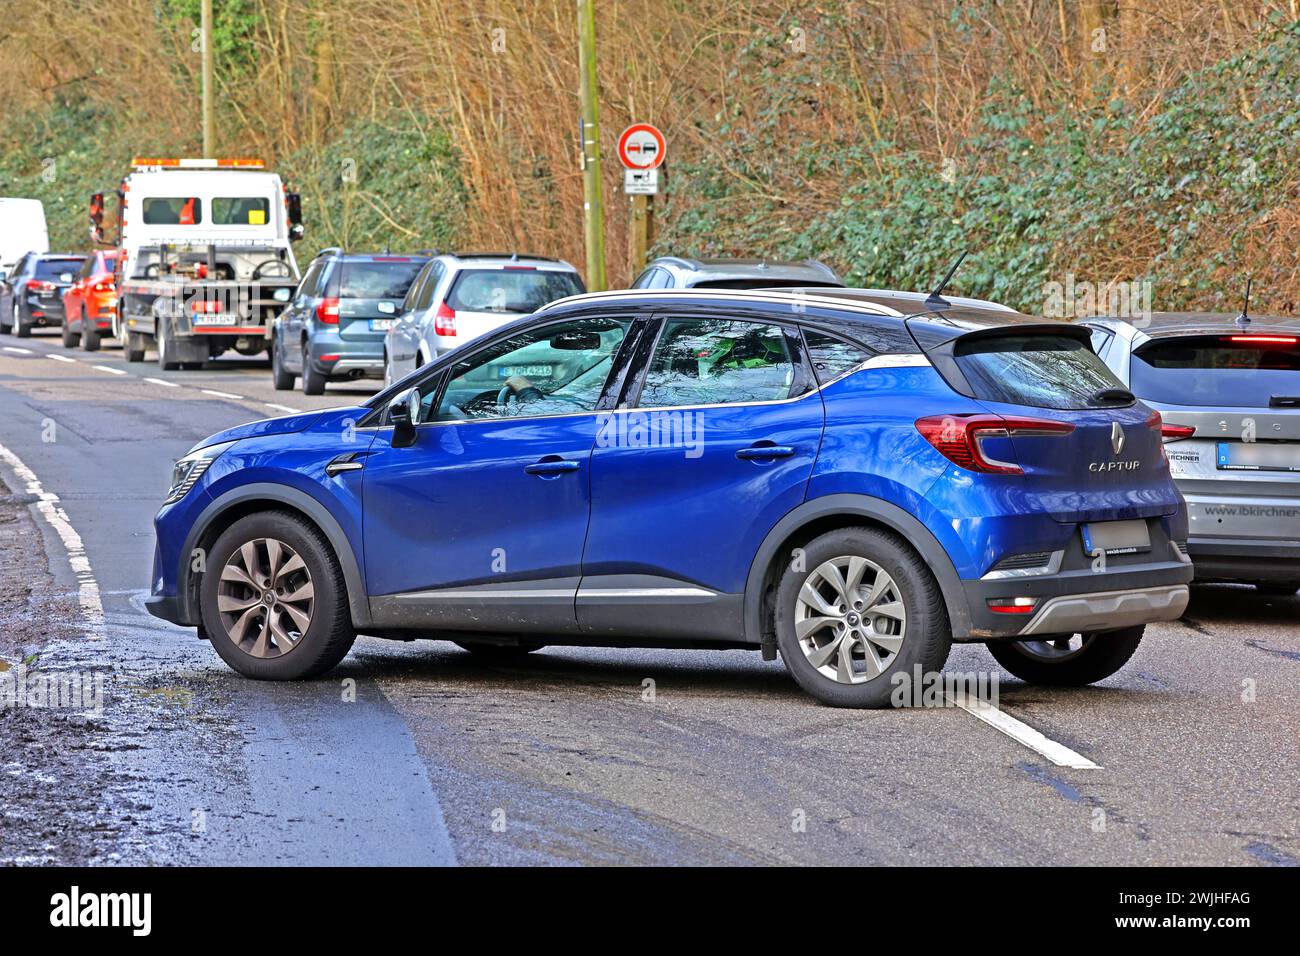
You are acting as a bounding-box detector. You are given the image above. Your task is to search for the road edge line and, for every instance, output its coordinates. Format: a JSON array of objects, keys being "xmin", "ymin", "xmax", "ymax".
[{"xmin": 949, "ymin": 691, "xmax": 1101, "ymax": 770}]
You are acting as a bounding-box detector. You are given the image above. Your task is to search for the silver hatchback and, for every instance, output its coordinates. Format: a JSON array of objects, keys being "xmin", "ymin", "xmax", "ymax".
[{"xmin": 1084, "ymin": 312, "xmax": 1300, "ymax": 593}]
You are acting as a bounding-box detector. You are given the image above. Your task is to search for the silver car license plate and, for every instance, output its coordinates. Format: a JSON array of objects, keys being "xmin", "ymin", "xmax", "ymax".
[{"xmin": 1216, "ymin": 441, "xmax": 1300, "ymax": 473}]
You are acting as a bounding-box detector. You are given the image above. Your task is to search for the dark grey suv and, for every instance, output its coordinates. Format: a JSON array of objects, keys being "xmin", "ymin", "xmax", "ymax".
[
  {"xmin": 271, "ymin": 249, "xmax": 429, "ymax": 395},
  {"xmin": 630, "ymin": 257, "xmax": 843, "ymax": 291},
  {"xmin": 0, "ymin": 252, "xmax": 88, "ymax": 337}
]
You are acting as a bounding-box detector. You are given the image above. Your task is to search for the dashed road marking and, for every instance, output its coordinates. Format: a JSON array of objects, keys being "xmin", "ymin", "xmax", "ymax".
[
  {"xmin": 47, "ymin": 354, "xmax": 78, "ymax": 363},
  {"xmin": 202, "ymin": 389, "xmax": 245, "ymax": 400},
  {"xmin": 93, "ymin": 364, "xmax": 128, "ymax": 375},
  {"xmin": 0, "ymin": 442, "xmax": 104, "ymax": 639},
  {"xmin": 144, "ymin": 377, "xmax": 180, "ymax": 388},
  {"xmin": 950, "ymin": 692, "xmax": 1101, "ymax": 770},
  {"xmin": 265, "ymin": 403, "xmax": 299, "ymax": 414},
  {"xmin": 3, "ymin": 346, "xmax": 33, "ymax": 355}
]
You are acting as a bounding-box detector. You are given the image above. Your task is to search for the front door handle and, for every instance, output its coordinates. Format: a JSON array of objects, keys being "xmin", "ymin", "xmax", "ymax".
[
  {"xmin": 524, "ymin": 457, "xmax": 580, "ymax": 476},
  {"xmin": 326, "ymin": 453, "xmax": 367, "ymax": 477},
  {"xmin": 736, "ymin": 444, "xmax": 795, "ymax": 461}
]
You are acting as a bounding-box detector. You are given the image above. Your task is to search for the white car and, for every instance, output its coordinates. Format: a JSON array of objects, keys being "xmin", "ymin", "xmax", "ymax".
[{"xmin": 384, "ymin": 253, "xmax": 584, "ymax": 385}]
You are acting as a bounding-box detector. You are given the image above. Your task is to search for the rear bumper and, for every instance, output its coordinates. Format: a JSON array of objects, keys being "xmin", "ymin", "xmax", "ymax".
[
  {"xmin": 1017, "ymin": 584, "xmax": 1188, "ymax": 636},
  {"xmin": 1188, "ymin": 537, "xmax": 1300, "ymax": 583}
]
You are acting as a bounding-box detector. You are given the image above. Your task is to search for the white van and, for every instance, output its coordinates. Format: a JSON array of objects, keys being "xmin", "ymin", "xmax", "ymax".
[{"xmin": 0, "ymin": 198, "xmax": 50, "ymax": 275}]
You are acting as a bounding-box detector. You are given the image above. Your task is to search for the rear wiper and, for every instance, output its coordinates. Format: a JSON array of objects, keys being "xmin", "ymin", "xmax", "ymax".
[
  {"xmin": 1270, "ymin": 395, "xmax": 1300, "ymax": 408},
  {"xmin": 1090, "ymin": 386, "xmax": 1135, "ymax": 405}
]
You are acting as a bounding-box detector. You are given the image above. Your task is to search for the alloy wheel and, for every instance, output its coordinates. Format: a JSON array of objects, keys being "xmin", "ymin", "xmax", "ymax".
[
  {"xmin": 217, "ymin": 537, "xmax": 314, "ymax": 658},
  {"xmin": 793, "ymin": 555, "xmax": 907, "ymax": 684},
  {"xmin": 1013, "ymin": 634, "xmax": 1095, "ymax": 662}
]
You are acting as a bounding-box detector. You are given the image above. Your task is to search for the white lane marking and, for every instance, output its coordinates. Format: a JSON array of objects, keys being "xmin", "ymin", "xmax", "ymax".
[
  {"xmin": 93, "ymin": 364, "xmax": 127, "ymax": 376},
  {"xmin": 950, "ymin": 692, "xmax": 1101, "ymax": 770},
  {"xmin": 143, "ymin": 377, "xmax": 180, "ymax": 388},
  {"xmin": 0, "ymin": 442, "xmax": 105, "ymax": 640},
  {"xmin": 265, "ymin": 403, "xmax": 299, "ymax": 413},
  {"xmin": 47, "ymin": 354, "xmax": 78, "ymax": 363},
  {"xmin": 201, "ymin": 389, "xmax": 244, "ymax": 400},
  {"xmin": 3, "ymin": 346, "xmax": 33, "ymax": 355}
]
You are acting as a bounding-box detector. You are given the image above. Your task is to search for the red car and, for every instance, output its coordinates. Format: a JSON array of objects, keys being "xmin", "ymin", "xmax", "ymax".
[{"xmin": 61, "ymin": 250, "xmax": 119, "ymax": 350}]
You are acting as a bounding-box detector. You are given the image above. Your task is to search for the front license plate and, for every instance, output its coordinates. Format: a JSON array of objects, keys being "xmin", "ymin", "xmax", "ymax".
[
  {"xmin": 197, "ymin": 313, "xmax": 239, "ymax": 326},
  {"xmin": 370, "ymin": 319, "xmax": 394, "ymax": 331},
  {"xmin": 499, "ymin": 364, "xmax": 554, "ymax": 379},
  {"xmin": 1217, "ymin": 441, "xmax": 1300, "ymax": 473},
  {"xmin": 1081, "ymin": 519, "xmax": 1151, "ymax": 556}
]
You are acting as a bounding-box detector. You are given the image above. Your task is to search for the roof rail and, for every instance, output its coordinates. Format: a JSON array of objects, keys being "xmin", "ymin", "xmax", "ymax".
[{"xmin": 452, "ymin": 251, "xmax": 561, "ymax": 262}]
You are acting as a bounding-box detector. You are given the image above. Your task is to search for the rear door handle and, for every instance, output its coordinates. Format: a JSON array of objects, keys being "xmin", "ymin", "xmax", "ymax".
[
  {"xmin": 736, "ymin": 444, "xmax": 795, "ymax": 461},
  {"xmin": 525, "ymin": 457, "xmax": 580, "ymax": 476}
]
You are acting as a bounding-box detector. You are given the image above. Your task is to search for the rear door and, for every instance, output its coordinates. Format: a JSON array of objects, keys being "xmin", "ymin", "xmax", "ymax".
[
  {"xmin": 1128, "ymin": 332, "xmax": 1300, "ymax": 546},
  {"xmin": 579, "ymin": 313, "xmax": 824, "ymax": 640}
]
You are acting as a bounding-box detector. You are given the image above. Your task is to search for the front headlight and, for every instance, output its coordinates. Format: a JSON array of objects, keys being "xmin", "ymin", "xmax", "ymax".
[{"xmin": 165, "ymin": 441, "xmax": 235, "ymax": 504}]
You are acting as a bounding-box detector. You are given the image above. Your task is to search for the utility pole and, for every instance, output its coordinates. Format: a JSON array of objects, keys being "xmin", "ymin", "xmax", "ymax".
[
  {"xmin": 201, "ymin": 0, "xmax": 214, "ymax": 156},
  {"xmin": 576, "ymin": 0, "xmax": 606, "ymax": 291}
]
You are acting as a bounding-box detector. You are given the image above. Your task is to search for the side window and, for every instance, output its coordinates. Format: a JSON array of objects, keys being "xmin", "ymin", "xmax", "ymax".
[
  {"xmin": 297, "ymin": 259, "xmax": 325, "ymax": 299},
  {"xmin": 77, "ymin": 257, "xmax": 95, "ymax": 280},
  {"xmin": 630, "ymin": 269, "xmax": 654, "ymax": 289},
  {"xmin": 803, "ymin": 329, "xmax": 874, "ymax": 384},
  {"xmin": 416, "ymin": 262, "xmax": 444, "ymax": 311},
  {"xmin": 649, "ymin": 268, "xmax": 673, "ymax": 289},
  {"xmin": 1086, "ymin": 325, "xmax": 1114, "ymax": 360},
  {"xmin": 638, "ymin": 318, "xmax": 798, "ymax": 408},
  {"xmin": 433, "ymin": 316, "xmax": 632, "ymax": 422}
]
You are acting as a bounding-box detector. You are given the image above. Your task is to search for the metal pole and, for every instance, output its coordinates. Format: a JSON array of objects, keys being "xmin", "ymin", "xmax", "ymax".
[
  {"xmin": 629, "ymin": 193, "xmax": 648, "ymax": 275},
  {"xmin": 576, "ymin": 0, "xmax": 606, "ymax": 291},
  {"xmin": 201, "ymin": 0, "xmax": 214, "ymax": 156}
]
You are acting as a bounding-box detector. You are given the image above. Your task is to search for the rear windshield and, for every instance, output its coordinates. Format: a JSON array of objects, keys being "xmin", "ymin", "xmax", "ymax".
[
  {"xmin": 1131, "ymin": 335, "xmax": 1300, "ymax": 408},
  {"xmin": 447, "ymin": 269, "xmax": 584, "ymax": 313},
  {"xmin": 211, "ymin": 197, "xmax": 270, "ymax": 226},
  {"xmin": 953, "ymin": 333, "xmax": 1126, "ymax": 410},
  {"xmin": 336, "ymin": 260, "xmax": 426, "ymax": 300},
  {"xmin": 689, "ymin": 278, "xmax": 841, "ymax": 290},
  {"xmin": 35, "ymin": 258, "xmax": 86, "ymax": 280},
  {"xmin": 142, "ymin": 197, "xmax": 201, "ymax": 225}
]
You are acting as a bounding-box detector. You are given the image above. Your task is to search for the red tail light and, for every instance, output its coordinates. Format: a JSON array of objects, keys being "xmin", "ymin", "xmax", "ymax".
[
  {"xmin": 915, "ymin": 414, "xmax": 1075, "ymax": 476},
  {"xmin": 190, "ymin": 299, "xmax": 223, "ymax": 314},
  {"xmin": 92, "ymin": 282, "xmax": 113, "ymax": 293},
  {"xmin": 1161, "ymin": 424, "xmax": 1196, "ymax": 442},
  {"xmin": 316, "ymin": 297, "xmax": 340, "ymax": 324},
  {"xmin": 26, "ymin": 280, "xmax": 56, "ymax": 295},
  {"xmin": 1227, "ymin": 335, "xmax": 1297, "ymax": 345},
  {"xmin": 434, "ymin": 301, "xmax": 456, "ymax": 336}
]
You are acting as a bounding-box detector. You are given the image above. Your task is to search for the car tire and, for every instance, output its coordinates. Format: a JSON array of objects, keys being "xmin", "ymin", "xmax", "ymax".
[
  {"xmin": 61, "ymin": 315, "xmax": 77, "ymax": 348},
  {"xmin": 157, "ymin": 320, "xmax": 180, "ymax": 371},
  {"xmin": 1253, "ymin": 581, "xmax": 1300, "ymax": 596},
  {"xmin": 0, "ymin": 301, "xmax": 11, "ymax": 334},
  {"xmin": 14, "ymin": 303, "xmax": 30, "ymax": 338},
  {"xmin": 453, "ymin": 640, "xmax": 546, "ymax": 658},
  {"xmin": 301, "ymin": 346, "xmax": 327, "ymax": 395},
  {"xmin": 200, "ymin": 510, "xmax": 357, "ymax": 680},
  {"xmin": 985, "ymin": 626, "xmax": 1144, "ymax": 687},
  {"xmin": 775, "ymin": 526, "xmax": 952, "ymax": 708},
  {"xmin": 124, "ymin": 331, "xmax": 146, "ymax": 362},
  {"xmin": 271, "ymin": 340, "xmax": 295, "ymax": 390},
  {"xmin": 82, "ymin": 309, "xmax": 100, "ymax": 351}
]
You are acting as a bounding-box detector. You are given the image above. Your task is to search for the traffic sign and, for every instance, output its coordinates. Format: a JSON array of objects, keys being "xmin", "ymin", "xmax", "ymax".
[
  {"xmin": 617, "ymin": 124, "xmax": 666, "ymax": 170},
  {"xmin": 624, "ymin": 168, "xmax": 658, "ymax": 195}
]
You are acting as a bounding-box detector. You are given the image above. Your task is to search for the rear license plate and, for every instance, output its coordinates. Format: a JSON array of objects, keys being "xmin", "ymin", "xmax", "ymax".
[
  {"xmin": 1216, "ymin": 441, "xmax": 1300, "ymax": 473},
  {"xmin": 197, "ymin": 313, "xmax": 239, "ymax": 326},
  {"xmin": 1081, "ymin": 519, "xmax": 1151, "ymax": 556},
  {"xmin": 499, "ymin": 364, "xmax": 554, "ymax": 379},
  {"xmin": 370, "ymin": 319, "xmax": 394, "ymax": 331}
]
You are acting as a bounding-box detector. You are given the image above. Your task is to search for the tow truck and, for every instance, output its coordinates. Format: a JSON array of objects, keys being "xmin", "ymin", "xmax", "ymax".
[{"xmin": 89, "ymin": 158, "xmax": 304, "ymax": 369}]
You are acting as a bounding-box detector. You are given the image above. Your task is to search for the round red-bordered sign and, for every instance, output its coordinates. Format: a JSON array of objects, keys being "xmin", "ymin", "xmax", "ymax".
[{"xmin": 617, "ymin": 124, "xmax": 666, "ymax": 170}]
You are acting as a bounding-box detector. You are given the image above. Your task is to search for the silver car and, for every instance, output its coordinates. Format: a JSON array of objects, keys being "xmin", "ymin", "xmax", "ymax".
[
  {"xmin": 384, "ymin": 253, "xmax": 584, "ymax": 385},
  {"xmin": 1083, "ymin": 312, "xmax": 1300, "ymax": 594}
]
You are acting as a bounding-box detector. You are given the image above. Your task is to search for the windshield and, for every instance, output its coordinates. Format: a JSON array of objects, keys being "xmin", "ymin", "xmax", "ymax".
[
  {"xmin": 447, "ymin": 269, "xmax": 584, "ymax": 313},
  {"xmin": 1131, "ymin": 334, "xmax": 1300, "ymax": 408},
  {"xmin": 338, "ymin": 260, "xmax": 426, "ymax": 299}
]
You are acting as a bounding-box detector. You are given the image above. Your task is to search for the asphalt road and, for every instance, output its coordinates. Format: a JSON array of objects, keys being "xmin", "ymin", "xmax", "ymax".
[{"xmin": 0, "ymin": 330, "xmax": 1297, "ymax": 866}]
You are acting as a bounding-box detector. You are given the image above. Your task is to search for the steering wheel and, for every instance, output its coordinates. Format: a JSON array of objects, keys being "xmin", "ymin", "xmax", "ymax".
[
  {"xmin": 143, "ymin": 262, "xmax": 161, "ymax": 278},
  {"xmin": 252, "ymin": 259, "xmax": 292, "ymax": 280},
  {"xmin": 496, "ymin": 376, "xmax": 544, "ymax": 416}
]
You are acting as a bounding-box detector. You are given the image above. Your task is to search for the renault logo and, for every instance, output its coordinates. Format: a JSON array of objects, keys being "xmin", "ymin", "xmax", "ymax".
[{"xmin": 1111, "ymin": 422, "xmax": 1126, "ymax": 456}]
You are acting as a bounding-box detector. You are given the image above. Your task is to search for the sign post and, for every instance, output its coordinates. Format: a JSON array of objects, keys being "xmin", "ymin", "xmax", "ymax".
[
  {"xmin": 618, "ymin": 123, "xmax": 665, "ymax": 277},
  {"xmin": 577, "ymin": 0, "xmax": 606, "ymax": 292}
]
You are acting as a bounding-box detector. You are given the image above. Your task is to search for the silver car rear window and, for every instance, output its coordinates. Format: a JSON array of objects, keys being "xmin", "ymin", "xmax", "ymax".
[{"xmin": 1131, "ymin": 335, "xmax": 1300, "ymax": 408}]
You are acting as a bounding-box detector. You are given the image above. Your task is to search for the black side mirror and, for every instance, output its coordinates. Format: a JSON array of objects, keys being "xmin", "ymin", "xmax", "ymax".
[
  {"xmin": 387, "ymin": 387, "xmax": 421, "ymax": 448},
  {"xmin": 286, "ymin": 192, "xmax": 303, "ymax": 241}
]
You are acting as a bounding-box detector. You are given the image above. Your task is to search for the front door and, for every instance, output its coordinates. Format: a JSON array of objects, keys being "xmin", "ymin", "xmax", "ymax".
[{"xmin": 362, "ymin": 314, "xmax": 637, "ymax": 632}]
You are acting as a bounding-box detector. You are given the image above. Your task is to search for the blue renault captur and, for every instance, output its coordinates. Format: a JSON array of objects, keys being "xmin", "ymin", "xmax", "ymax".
[{"xmin": 147, "ymin": 287, "xmax": 1192, "ymax": 707}]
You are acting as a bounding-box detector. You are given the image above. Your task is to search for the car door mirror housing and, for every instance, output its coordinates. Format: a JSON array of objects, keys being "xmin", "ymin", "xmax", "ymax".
[{"xmin": 387, "ymin": 387, "xmax": 422, "ymax": 448}]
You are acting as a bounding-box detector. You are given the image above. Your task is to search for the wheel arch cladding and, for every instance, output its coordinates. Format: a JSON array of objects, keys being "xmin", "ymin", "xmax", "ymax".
[
  {"xmin": 744, "ymin": 493, "xmax": 973, "ymax": 646},
  {"xmin": 182, "ymin": 482, "xmax": 371, "ymax": 629}
]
